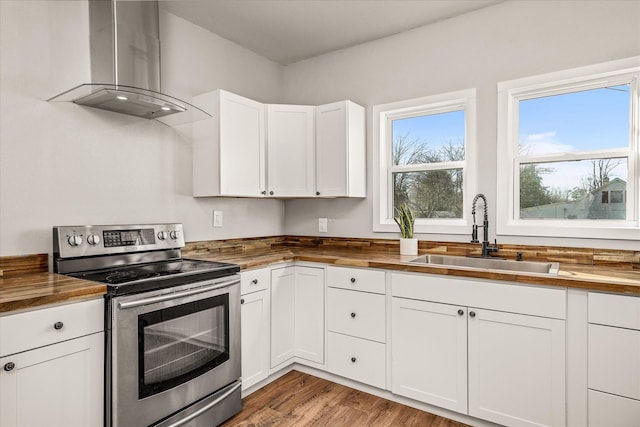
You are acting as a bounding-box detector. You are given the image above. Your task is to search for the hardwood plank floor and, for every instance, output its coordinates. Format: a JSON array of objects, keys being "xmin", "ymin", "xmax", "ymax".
[{"xmin": 221, "ymin": 371, "xmax": 471, "ymax": 426}]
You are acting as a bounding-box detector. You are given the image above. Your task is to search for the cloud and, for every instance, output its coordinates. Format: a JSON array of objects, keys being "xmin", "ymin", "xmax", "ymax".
[{"xmin": 520, "ymin": 131, "xmax": 575, "ymax": 155}]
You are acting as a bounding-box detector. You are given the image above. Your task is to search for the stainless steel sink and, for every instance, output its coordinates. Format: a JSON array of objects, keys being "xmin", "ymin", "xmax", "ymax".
[{"xmin": 409, "ymin": 254, "xmax": 560, "ymax": 276}]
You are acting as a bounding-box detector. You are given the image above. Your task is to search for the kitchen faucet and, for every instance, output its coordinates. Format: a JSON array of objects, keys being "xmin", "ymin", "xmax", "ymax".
[{"xmin": 471, "ymin": 193, "xmax": 499, "ymax": 258}]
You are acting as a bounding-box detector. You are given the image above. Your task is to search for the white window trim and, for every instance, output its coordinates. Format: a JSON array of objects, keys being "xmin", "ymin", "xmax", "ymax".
[
  {"xmin": 497, "ymin": 56, "xmax": 640, "ymax": 240},
  {"xmin": 373, "ymin": 89, "xmax": 477, "ymax": 235}
]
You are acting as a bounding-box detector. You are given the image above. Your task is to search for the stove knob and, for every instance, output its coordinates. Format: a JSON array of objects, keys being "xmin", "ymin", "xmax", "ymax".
[
  {"xmin": 169, "ymin": 230, "xmax": 178, "ymax": 240},
  {"xmin": 87, "ymin": 234, "xmax": 100, "ymax": 246},
  {"xmin": 67, "ymin": 235, "xmax": 82, "ymax": 247},
  {"xmin": 157, "ymin": 231, "xmax": 168, "ymax": 241}
]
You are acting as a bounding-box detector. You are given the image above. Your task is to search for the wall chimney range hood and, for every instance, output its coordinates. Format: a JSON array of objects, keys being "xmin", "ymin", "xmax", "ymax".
[{"xmin": 48, "ymin": 0, "xmax": 210, "ymax": 126}]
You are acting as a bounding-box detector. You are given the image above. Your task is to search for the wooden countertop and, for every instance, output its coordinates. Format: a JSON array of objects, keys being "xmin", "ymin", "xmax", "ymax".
[
  {"xmin": 1, "ymin": 246, "xmax": 638, "ymax": 315},
  {"xmin": 188, "ymin": 247, "xmax": 640, "ymax": 295},
  {"xmin": 0, "ymin": 273, "xmax": 106, "ymax": 314}
]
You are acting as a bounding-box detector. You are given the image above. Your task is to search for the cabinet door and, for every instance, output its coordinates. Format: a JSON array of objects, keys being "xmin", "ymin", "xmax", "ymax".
[
  {"xmin": 391, "ymin": 298, "xmax": 468, "ymax": 414},
  {"xmin": 294, "ymin": 266, "xmax": 324, "ymax": 364},
  {"xmin": 468, "ymin": 308, "xmax": 565, "ymax": 427},
  {"xmin": 266, "ymin": 104, "xmax": 315, "ymax": 197},
  {"xmin": 240, "ymin": 289, "xmax": 270, "ymax": 390},
  {"xmin": 193, "ymin": 90, "xmax": 266, "ymax": 197},
  {"xmin": 0, "ymin": 332, "xmax": 103, "ymax": 427},
  {"xmin": 315, "ymin": 101, "xmax": 365, "ymax": 197},
  {"xmin": 270, "ymin": 266, "xmax": 296, "ymax": 367}
]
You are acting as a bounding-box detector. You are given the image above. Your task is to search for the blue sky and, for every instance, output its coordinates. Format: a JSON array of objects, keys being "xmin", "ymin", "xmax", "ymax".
[
  {"xmin": 519, "ymin": 84, "xmax": 630, "ymax": 154},
  {"xmin": 392, "ymin": 109, "xmax": 465, "ymax": 153}
]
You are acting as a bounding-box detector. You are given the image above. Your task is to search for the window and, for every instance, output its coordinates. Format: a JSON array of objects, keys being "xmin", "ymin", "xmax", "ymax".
[
  {"xmin": 374, "ymin": 89, "xmax": 476, "ymax": 234},
  {"xmin": 497, "ymin": 57, "xmax": 640, "ymax": 240}
]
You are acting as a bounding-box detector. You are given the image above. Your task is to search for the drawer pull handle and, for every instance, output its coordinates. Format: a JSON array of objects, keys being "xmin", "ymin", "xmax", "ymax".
[
  {"xmin": 4, "ymin": 362, "xmax": 15, "ymax": 372},
  {"xmin": 251, "ymin": 279, "xmax": 258, "ymax": 285},
  {"xmin": 241, "ymin": 298, "xmax": 245, "ymax": 305},
  {"xmin": 350, "ymin": 277, "xmax": 356, "ymax": 283},
  {"xmin": 458, "ymin": 309, "xmax": 464, "ymax": 316},
  {"xmin": 350, "ymin": 312, "xmax": 356, "ymax": 318},
  {"xmin": 351, "ymin": 357, "xmax": 356, "ymax": 363},
  {"xmin": 54, "ymin": 321, "xmax": 64, "ymax": 330},
  {"xmin": 469, "ymin": 311, "xmax": 476, "ymax": 318}
]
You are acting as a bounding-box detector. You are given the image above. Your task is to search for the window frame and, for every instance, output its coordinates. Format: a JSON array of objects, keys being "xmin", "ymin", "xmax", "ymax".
[
  {"xmin": 496, "ymin": 57, "xmax": 640, "ymax": 240},
  {"xmin": 373, "ymin": 89, "xmax": 477, "ymax": 235}
]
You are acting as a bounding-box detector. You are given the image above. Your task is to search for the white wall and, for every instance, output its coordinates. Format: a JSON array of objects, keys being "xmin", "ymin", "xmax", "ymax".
[
  {"xmin": 0, "ymin": 1, "xmax": 285, "ymax": 256},
  {"xmin": 281, "ymin": 0, "xmax": 640, "ymax": 250}
]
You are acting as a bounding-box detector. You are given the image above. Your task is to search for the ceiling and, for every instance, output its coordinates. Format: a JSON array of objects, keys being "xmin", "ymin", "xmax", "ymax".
[{"xmin": 159, "ymin": 0, "xmax": 503, "ymax": 65}]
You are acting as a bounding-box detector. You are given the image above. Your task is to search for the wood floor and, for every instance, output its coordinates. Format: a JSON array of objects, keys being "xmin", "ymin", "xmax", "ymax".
[{"xmin": 221, "ymin": 371, "xmax": 470, "ymax": 426}]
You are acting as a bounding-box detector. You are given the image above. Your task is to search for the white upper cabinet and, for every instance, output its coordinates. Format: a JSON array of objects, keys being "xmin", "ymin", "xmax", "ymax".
[
  {"xmin": 315, "ymin": 101, "xmax": 366, "ymax": 197},
  {"xmin": 266, "ymin": 104, "xmax": 316, "ymax": 197},
  {"xmin": 193, "ymin": 89, "xmax": 266, "ymax": 197},
  {"xmin": 193, "ymin": 90, "xmax": 365, "ymax": 198}
]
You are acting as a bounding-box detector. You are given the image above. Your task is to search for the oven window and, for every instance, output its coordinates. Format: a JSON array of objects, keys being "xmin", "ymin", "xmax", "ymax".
[{"xmin": 137, "ymin": 294, "xmax": 229, "ymax": 399}]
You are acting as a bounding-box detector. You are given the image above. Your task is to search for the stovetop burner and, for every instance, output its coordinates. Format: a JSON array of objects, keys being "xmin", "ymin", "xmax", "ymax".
[{"xmin": 68, "ymin": 258, "xmax": 240, "ymax": 296}]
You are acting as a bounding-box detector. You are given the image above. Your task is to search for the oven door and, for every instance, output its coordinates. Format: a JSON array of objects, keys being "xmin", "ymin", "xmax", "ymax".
[{"xmin": 110, "ymin": 275, "xmax": 241, "ymax": 427}]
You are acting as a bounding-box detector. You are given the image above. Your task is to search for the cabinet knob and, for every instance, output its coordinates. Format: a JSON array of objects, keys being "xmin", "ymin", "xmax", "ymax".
[
  {"xmin": 54, "ymin": 321, "xmax": 64, "ymax": 330},
  {"xmin": 4, "ymin": 362, "xmax": 15, "ymax": 372},
  {"xmin": 269, "ymin": 191, "xmax": 274, "ymax": 196},
  {"xmin": 251, "ymin": 279, "xmax": 258, "ymax": 285},
  {"xmin": 241, "ymin": 298, "xmax": 245, "ymax": 305},
  {"xmin": 469, "ymin": 311, "xmax": 476, "ymax": 318},
  {"xmin": 350, "ymin": 277, "xmax": 356, "ymax": 283},
  {"xmin": 316, "ymin": 191, "xmax": 320, "ymax": 196},
  {"xmin": 350, "ymin": 312, "xmax": 356, "ymax": 318},
  {"xmin": 350, "ymin": 357, "xmax": 356, "ymax": 363},
  {"xmin": 458, "ymin": 309, "xmax": 464, "ymax": 316},
  {"xmin": 261, "ymin": 191, "xmax": 266, "ymax": 195}
]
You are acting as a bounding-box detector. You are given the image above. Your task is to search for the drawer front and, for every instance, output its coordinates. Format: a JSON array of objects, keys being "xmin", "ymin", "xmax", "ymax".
[
  {"xmin": 588, "ymin": 390, "xmax": 640, "ymax": 427},
  {"xmin": 327, "ymin": 287, "xmax": 385, "ymax": 342},
  {"xmin": 392, "ymin": 272, "xmax": 566, "ymax": 320},
  {"xmin": 327, "ymin": 266, "xmax": 385, "ymax": 295},
  {"xmin": 327, "ymin": 332, "xmax": 385, "ymax": 389},
  {"xmin": 240, "ymin": 268, "xmax": 270, "ymax": 295},
  {"xmin": 0, "ymin": 298, "xmax": 104, "ymax": 357},
  {"xmin": 589, "ymin": 292, "xmax": 640, "ymax": 330},
  {"xmin": 588, "ymin": 324, "xmax": 640, "ymax": 400}
]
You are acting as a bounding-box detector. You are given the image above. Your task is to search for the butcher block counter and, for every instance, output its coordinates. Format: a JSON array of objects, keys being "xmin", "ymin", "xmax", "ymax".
[{"xmin": 1, "ymin": 236, "xmax": 639, "ymax": 314}]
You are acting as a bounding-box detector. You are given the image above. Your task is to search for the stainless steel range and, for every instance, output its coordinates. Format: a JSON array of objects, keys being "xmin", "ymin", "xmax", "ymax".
[{"xmin": 52, "ymin": 223, "xmax": 241, "ymax": 427}]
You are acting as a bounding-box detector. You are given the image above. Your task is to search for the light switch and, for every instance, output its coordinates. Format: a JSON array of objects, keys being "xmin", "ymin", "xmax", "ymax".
[
  {"xmin": 318, "ymin": 217, "xmax": 328, "ymax": 233},
  {"xmin": 213, "ymin": 211, "xmax": 223, "ymax": 227}
]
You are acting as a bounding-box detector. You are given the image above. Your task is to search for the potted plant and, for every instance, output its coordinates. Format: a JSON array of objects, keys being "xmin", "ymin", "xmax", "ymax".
[{"xmin": 394, "ymin": 204, "xmax": 417, "ymax": 256}]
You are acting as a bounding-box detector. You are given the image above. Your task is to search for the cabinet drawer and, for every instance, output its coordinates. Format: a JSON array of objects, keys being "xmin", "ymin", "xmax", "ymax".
[
  {"xmin": 588, "ymin": 390, "xmax": 640, "ymax": 427},
  {"xmin": 327, "ymin": 288, "xmax": 385, "ymax": 343},
  {"xmin": 327, "ymin": 266, "xmax": 385, "ymax": 294},
  {"xmin": 0, "ymin": 298, "xmax": 104, "ymax": 357},
  {"xmin": 588, "ymin": 324, "xmax": 640, "ymax": 399},
  {"xmin": 588, "ymin": 292, "xmax": 640, "ymax": 330},
  {"xmin": 327, "ymin": 332, "xmax": 385, "ymax": 389},
  {"xmin": 240, "ymin": 268, "xmax": 270, "ymax": 295}
]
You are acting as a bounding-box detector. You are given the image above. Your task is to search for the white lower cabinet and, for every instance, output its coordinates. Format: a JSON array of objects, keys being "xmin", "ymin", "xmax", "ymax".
[
  {"xmin": 0, "ymin": 299, "xmax": 104, "ymax": 427},
  {"xmin": 587, "ymin": 292, "xmax": 640, "ymax": 426},
  {"xmin": 270, "ymin": 265, "xmax": 324, "ymax": 369},
  {"xmin": 326, "ymin": 266, "xmax": 386, "ymax": 388},
  {"xmin": 240, "ymin": 272, "xmax": 270, "ymax": 391},
  {"xmin": 467, "ymin": 308, "xmax": 566, "ymax": 427},
  {"xmin": 391, "ymin": 298, "xmax": 468, "ymax": 413},
  {"xmin": 391, "ymin": 272, "xmax": 567, "ymax": 427}
]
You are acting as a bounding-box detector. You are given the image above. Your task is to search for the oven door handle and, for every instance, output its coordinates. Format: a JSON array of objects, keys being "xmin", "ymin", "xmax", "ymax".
[
  {"xmin": 118, "ymin": 279, "xmax": 239, "ymax": 310},
  {"xmin": 164, "ymin": 381, "xmax": 242, "ymax": 427}
]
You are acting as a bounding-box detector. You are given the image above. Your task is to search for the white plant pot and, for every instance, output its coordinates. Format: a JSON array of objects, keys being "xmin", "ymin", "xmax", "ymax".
[{"xmin": 399, "ymin": 238, "xmax": 418, "ymax": 256}]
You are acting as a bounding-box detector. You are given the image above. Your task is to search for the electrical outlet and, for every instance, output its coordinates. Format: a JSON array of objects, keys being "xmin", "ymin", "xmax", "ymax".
[
  {"xmin": 213, "ymin": 211, "xmax": 223, "ymax": 227},
  {"xmin": 318, "ymin": 217, "xmax": 328, "ymax": 233}
]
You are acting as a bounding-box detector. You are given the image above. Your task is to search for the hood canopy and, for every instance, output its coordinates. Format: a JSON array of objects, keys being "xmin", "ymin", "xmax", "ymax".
[{"xmin": 48, "ymin": 0, "xmax": 210, "ymax": 126}]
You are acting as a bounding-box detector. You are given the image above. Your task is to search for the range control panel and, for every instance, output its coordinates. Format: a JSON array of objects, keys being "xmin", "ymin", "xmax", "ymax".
[{"xmin": 53, "ymin": 223, "xmax": 185, "ymax": 259}]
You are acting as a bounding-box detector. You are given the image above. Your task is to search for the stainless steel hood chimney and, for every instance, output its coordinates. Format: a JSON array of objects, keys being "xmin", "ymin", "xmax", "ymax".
[{"xmin": 48, "ymin": 0, "xmax": 210, "ymax": 126}]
